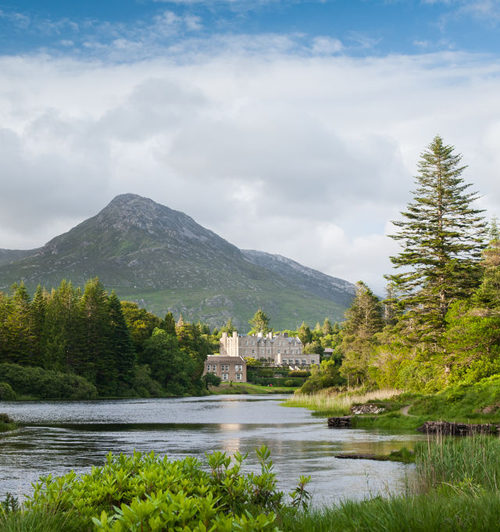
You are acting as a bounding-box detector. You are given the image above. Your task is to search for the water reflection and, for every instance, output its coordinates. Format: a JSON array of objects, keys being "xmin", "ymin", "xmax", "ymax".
[{"xmin": 0, "ymin": 395, "xmax": 425, "ymax": 506}]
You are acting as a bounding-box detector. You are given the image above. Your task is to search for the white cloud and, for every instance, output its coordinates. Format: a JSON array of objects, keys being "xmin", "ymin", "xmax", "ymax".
[
  {"xmin": 0, "ymin": 48, "xmax": 499, "ymax": 293},
  {"xmin": 311, "ymin": 37, "xmax": 343, "ymax": 55}
]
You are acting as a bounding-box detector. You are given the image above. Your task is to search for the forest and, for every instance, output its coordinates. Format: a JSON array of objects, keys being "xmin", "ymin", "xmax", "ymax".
[{"xmin": 0, "ymin": 278, "xmax": 216, "ymax": 399}]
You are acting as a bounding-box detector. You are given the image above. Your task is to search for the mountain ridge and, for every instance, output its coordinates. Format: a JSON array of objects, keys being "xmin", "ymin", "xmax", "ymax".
[{"xmin": 0, "ymin": 194, "xmax": 355, "ymax": 328}]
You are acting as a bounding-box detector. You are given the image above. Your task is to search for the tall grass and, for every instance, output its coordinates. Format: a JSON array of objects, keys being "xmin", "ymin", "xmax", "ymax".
[
  {"xmin": 414, "ymin": 434, "xmax": 500, "ymax": 493},
  {"xmin": 285, "ymin": 388, "xmax": 401, "ymax": 415},
  {"xmin": 279, "ymin": 492, "xmax": 500, "ymax": 531}
]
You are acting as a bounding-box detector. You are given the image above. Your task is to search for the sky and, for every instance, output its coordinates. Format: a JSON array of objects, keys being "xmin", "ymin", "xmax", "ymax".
[{"xmin": 1, "ymin": 0, "xmax": 500, "ymax": 293}]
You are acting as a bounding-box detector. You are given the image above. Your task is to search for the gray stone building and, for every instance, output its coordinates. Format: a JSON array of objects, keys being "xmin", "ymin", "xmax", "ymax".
[
  {"xmin": 219, "ymin": 331, "xmax": 320, "ymax": 367},
  {"xmin": 204, "ymin": 355, "xmax": 247, "ymax": 382}
]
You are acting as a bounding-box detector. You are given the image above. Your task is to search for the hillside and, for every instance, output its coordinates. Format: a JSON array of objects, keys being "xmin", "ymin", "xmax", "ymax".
[{"xmin": 0, "ymin": 194, "xmax": 355, "ymax": 328}]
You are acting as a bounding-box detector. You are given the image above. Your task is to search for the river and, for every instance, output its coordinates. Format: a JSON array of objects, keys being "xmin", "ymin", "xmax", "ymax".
[{"xmin": 0, "ymin": 395, "xmax": 424, "ymax": 507}]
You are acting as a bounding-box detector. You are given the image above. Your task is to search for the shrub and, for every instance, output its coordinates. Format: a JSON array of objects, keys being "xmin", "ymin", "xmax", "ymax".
[
  {"xmin": 0, "ymin": 382, "xmax": 16, "ymax": 401},
  {"xmin": 23, "ymin": 446, "xmax": 303, "ymax": 531},
  {"xmin": 0, "ymin": 363, "xmax": 97, "ymax": 400}
]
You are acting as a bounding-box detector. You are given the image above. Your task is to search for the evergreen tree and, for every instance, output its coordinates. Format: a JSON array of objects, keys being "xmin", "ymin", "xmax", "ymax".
[
  {"xmin": 162, "ymin": 311, "xmax": 176, "ymax": 335},
  {"xmin": 248, "ymin": 309, "xmax": 271, "ymax": 334},
  {"xmin": 79, "ymin": 278, "xmax": 111, "ymax": 389},
  {"xmin": 108, "ymin": 292, "xmax": 136, "ymax": 392},
  {"xmin": 297, "ymin": 322, "xmax": 312, "ymax": 345},
  {"xmin": 4, "ymin": 283, "xmax": 36, "ymax": 365},
  {"xmin": 387, "ymin": 135, "xmax": 486, "ymax": 340},
  {"xmin": 40, "ymin": 280, "xmax": 82, "ymax": 372},
  {"xmin": 340, "ymin": 281, "xmax": 384, "ymax": 386},
  {"xmin": 30, "ymin": 285, "xmax": 47, "ymax": 367},
  {"xmin": 322, "ymin": 318, "xmax": 333, "ymax": 336},
  {"xmin": 220, "ymin": 318, "xmax": 236, "ymax": 335}
]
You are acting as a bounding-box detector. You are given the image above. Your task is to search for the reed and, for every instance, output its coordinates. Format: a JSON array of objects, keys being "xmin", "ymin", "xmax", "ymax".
[
  {"xmin": 285, "ymin": 388, "xmax": 401, "ymax": 415},
  {"xmin": 279, "ymin": 491, "xmax": 500, "ymax": 531},
  {"xmin": 414, "ymin": 434, "xmax": 500, "ymax": 494}
]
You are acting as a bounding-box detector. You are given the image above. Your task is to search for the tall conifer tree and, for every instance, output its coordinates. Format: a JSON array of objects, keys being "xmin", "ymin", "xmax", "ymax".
[
  {"xmin": 340, "ymin": 281, "xmax": 384, "ymax": 386},
  {"xmin": 387, "ymin": 135, "xmax": 486, "ymax": 339}
]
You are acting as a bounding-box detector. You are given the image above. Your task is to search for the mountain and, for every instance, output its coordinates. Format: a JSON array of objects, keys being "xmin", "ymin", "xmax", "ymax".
[{"xmin": 0, "ymin": 194, "xmax": 355, "ymax": 328}]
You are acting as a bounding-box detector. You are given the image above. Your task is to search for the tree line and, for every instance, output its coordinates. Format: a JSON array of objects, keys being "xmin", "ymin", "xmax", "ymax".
[{"xmin": 0, "ymin": 279, "xmax": 215, "ymax": 399}]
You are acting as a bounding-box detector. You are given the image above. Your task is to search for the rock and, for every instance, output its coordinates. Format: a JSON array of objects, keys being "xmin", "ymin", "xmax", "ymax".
[
  {"xmin": 481, "ymin": 404, "xmax": 500, "ymax": 415},
  {"xmin": 328, "ymin": 416, "xmax": 352, "ymax": 428},
  {"xmin": 417, "ymin": 421, "xmax": 499, "ymax": 436},
  {"xmin": 350, "ymin": 403, "xmax": 385, "ymax": 415}
]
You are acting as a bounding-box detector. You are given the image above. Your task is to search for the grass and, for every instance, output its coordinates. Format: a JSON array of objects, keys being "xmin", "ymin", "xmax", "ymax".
[
  {"xmin": 414, "ymin": 434, "xmax": 500, "ymax": 494},
  {"xmin": 211, "ymin": 382, "xmax": 296, "ymax": 394},
  {"xmin": 285, "ymin": 376, "xmax": 500, "ymax": 430},
  {"xmin": 278, "ymin": 492, "xmax": 500, "ymax": 531},
  {"xmin": 285, "ymin": 388, "xmax": 401, "ymax": 416},
  {"xmin": 0, "ymin": 508, "xmax": 82, "ymax": 532},
  {"xmin": 410, "ymin": 375, "xmax": 500, "ymax": 423},
  {"xmin": 351, "ymin": 412, "xmax": 426, "ymax": 431}
]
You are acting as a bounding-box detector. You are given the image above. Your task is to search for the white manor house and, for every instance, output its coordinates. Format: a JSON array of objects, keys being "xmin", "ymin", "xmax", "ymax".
[{"xmin": 220, "ymin": 331, "xmax": 320, "ymax": 367}]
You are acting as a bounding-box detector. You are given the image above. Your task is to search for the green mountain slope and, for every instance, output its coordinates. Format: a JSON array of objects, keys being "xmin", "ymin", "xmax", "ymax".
[{"xmin": 0, "ymin": 194, "xmax": 355, "ymax": 328}]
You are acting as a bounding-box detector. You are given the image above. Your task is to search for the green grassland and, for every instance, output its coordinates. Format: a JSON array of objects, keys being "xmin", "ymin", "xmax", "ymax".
[
  {"xmin": 286, "ymin": 375, "xmax": 500, "ymax": 430},
  {"xmin": 210, "ymin": 382, "xmax": 296, "ymax": 394}
]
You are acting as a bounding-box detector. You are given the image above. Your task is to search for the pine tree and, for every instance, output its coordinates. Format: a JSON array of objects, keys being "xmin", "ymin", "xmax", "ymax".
[
  {"xmin": 221, "ymin": 318, "xmax": 236, "ymax": 335},
  {"xmin": 322, "ymin": 318, "xmax": 333, "ymax": 336},
  {"xmin": 248, "ymin": 309, "xmax": 271, "ymax": 334},
  {"xmin": 108, "ymin": 292, "xmax": 136, "ymax": 392},
  {"xmin": 387, "ymin": 135, "xmax": 486, "ymax": 339},
  {"xmin": 30, "ymin": 285, "xmax": 47, "ymax": 366},
  {"xmin": 162, "ymin": 311, "xmax": 176, "ymax": 335},
  {"xmin": 297, "ymin": 322, "xmax": 312, "ymax": 345},
  {"xmin": 339, "ymin": 281, "xmax": 384, "ymax": 386}
]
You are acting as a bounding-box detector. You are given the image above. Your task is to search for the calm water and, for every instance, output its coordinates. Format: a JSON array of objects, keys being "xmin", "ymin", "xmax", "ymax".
[{"xmin": 0, "ymin": 395, "xmax": 424, "ymax": 506}]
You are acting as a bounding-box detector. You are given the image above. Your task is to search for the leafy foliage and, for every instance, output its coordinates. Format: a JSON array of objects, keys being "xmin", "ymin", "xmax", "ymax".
[{"xmin": 21, "ymin": 447, "xmax": 300, "ymax": 531}]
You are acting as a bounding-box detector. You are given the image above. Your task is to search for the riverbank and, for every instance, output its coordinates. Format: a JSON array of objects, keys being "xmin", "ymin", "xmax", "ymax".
[
  {"xmin": 285, "ymin": 375, "xmax": 500, "ymax": 430},
  {"xmin": 210, "ymin": 382, "xmax": 296, "ymax": 394}
]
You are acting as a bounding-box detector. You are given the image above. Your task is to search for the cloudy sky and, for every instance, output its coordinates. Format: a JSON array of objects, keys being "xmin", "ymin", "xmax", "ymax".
[{"xmin": 1, "ymin": 0, "xmax": 500, "ymax": 293}]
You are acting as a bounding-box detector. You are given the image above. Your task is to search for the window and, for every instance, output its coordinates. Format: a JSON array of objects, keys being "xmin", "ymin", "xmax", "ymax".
[
  {"xmin": 235, "ymin": 364, "xmax": 242, "ymax": 371},
  {"xmin": 222, "ymin": 373, "xmax": 229, "ymax": 380},
  {"xmin": 302, "ymin": 360, "xmax": 307, "ymax": 365},
  {"xmin": 295, "ymin": 359, "xmax": 300, "ymax": 365},
  {"xmin": 221, "ymin": 364, "xmax": 229, "ymax": 371},
  {"xmin": 236, "ymin": 373, "xmax": 242, "ymax": 380}
]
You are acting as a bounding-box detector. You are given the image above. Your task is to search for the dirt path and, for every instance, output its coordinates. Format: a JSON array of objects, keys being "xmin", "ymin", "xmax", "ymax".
[{"xmin": 400, "ymin": 405, "xmax": 413, "ymax": 416}]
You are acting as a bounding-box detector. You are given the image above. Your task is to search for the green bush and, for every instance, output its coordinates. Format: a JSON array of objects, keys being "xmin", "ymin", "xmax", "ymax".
[
  {"xmin": 0, "ymin": 382, "xmax": 16, "ymax": 401},
  {"xmin": 21, "ymin": 446, "xmax": 302, "ymax": 531},
  {"xmin": 0, "ymin": 363, "xmax": 97, "ymax": 400}
]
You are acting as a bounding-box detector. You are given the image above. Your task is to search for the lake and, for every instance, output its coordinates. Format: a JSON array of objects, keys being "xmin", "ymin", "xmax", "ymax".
[{"xmin": 0, "ymin": 395, "xmax": 425, "ymax": 507}]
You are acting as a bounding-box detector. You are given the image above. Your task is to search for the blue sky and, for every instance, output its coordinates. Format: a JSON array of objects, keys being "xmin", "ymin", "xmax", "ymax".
[
  {"xmin": 1, "ymin": 1, "xmax": 500, "ymax": 292},
  {"xmin": 2, "ymin": 1, "xmax": 500, "ymax": 58}
]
